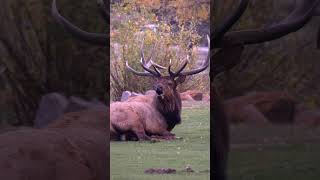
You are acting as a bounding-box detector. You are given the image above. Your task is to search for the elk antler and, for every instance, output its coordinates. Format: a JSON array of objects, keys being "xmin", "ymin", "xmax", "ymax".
[
  {"xmin": 126, "ymin": 40, "xmax": 162, "ymax": 77},
  {"xmin": 169, "ymin": 35, "xmax": 210, "ymax": 77},
  {"xmin": 212, "ymin": 0, "xmax": 249, "ymax": 43},
  {"xmin": 211, "ymin": 0, "xmax": 320, "ymax": 78},
  {"xmin": 97, "ymin": 0, "xmax": 109, "ymax": 23},
  {"xmin": 214, "ymin": 0, "xmax": 320, "ymax": 48},
  {"xmin": 51, "ymin": 0, "xmax": 108, "ymax": 46},
  {"xmin": 127, "ymin": 35, "xmax": 210, "ymax": 78}
]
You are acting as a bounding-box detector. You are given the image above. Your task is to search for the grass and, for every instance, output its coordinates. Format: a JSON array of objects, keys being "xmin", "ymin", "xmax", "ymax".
[
  {"xmin": 110, "ymin": 105, "xmax": 210, "ymax": 180},
  {"xmin": 229, "ymin": 124, "xmax": 320, "ymax": 180}
]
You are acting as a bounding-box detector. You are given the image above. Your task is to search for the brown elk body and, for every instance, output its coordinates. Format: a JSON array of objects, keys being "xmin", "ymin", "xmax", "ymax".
[
  {"xmin": 212, "ymin": 0, "xmax": 320, "ymax": 179},
  {"xmin": 110, "ymin": 77, "xmax": 185, "ymax": 140}
]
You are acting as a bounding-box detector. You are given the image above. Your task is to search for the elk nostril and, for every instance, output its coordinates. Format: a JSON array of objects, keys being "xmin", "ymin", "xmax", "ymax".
[
  {"xmin": 156, "ymin": 88, "xmax": 163, "ymax": 95},
  {"xmin": 154, "ymin": 85, "xmax": 163, "ymax": 94}
]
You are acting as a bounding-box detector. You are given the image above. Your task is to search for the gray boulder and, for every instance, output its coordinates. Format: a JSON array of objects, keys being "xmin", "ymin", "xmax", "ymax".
[
  {"xmin": 34, "ymin": 93, "xmax": 68, "ymax": 128},
  {"xmin": 120, "ymin": 91, "xmax": 143, "ymax": 101},
  {"xmin": 35, "ymin": 93, "xmax": 107, "ymax": 128},
  {"xmin": 64, "ymin": 96, "xmax": 107, "ymax": 113},
  {"xmin": 121, "ymin": 91, "xmax": 132, "ymax": 101}
]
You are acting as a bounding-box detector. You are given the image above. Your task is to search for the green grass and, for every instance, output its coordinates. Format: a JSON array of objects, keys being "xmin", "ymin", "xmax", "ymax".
[
  {"xmin": 110, "ymin": 106, "xmax": 210, "ymax": 180},
  {"xmin": 229, "ymin": 124, "xmax": 320, "ymax": 180}
]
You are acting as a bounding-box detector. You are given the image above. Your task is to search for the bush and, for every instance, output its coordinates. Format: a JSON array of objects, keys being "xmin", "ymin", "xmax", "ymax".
[{"xmin": 110, "ymin": 1, "xmax": 209, "ymax": 101}]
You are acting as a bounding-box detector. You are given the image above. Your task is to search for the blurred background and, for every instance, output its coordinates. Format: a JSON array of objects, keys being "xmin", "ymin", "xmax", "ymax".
[
  {"xmin": 214, "ymin": 0, "xmax": 320, "ymax": 106},
  {"xmin": 0, "ymin": 0, "xmax": 107, "ymax": 127},
  {"xmin": 213, "ymin": 1, "xmax": 320, "ymax": 179}
]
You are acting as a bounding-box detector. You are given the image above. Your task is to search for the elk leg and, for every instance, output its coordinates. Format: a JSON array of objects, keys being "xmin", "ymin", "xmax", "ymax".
[
  {"xmin": 132, "ymin": 127, "xmax": 151, "ymax": 141},
  {"xmin": 136, "ymin": 132, "xmax": 151, "ymax": 141}
]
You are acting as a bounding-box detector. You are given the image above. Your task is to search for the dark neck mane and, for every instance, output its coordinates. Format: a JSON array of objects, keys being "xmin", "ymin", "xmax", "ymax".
[{"xmin": 153, "ymin": 91, "xmax": 182, "ymax": 131}]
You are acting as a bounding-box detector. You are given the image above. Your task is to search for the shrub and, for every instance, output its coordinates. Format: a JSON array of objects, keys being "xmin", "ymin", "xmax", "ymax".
[{"xmin": 110, "ymin": 1, "xmax": 209, "ymax": 101}]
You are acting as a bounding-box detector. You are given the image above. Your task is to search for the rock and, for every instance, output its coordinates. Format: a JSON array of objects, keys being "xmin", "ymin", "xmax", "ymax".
[
  {"xmin": 64, "ymin": 96, "xmax": 107, "ymax": 113},
  {"xmin": 121, "ymin": 91, "xmax": 143, "ymax": 101},
  {"xmin": 294, "ymin": 109, "xmax": 320, "ymax": 126},
  {"xmin": 180, "ymin": 93, "xmax": 194, "ymax": 101},
  {"xmin": 35, "ymin": 93, "xmax": 107, "ymax": 128},
  {"xmin": 34, "ymin": 93, "xmax": 68, "ymax": 128},
  {"xmin": 121, "ymin": 91, "xmax": 132, "ymax": 101},
  {"xmin": 180, "ymin": 90, "xmax": 203, "ymax": 101},
  {"xmin": 47, "ymin": 109, "xmax": 108, "ymax": 129}
]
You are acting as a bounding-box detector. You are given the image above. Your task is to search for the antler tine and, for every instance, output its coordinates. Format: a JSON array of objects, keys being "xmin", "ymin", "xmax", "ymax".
[
  {"xmin": 167, "ymin": 50, "xmax": 190, "ymax": 78},
  {"xmin": 172, "ymin": 58, "xmax": 189, "ymax": 76},
  {"xmin": 168, "ymin": 59, "xmax": 175, "ymax": 77},
  {"xmin": 97, "ymin": 0, "xmax": 109, "ymax": 24},
  {"xmin": 168, "ymin": 57, "xmax": 189, "ymax": 78},
  {"xmin": 51, "ymin": 0, "xmax": 108, "ymax": 46},
  {"xmin": 150, "ymin": 60, "xmax": 167, "ymax": 69},
  {"xmin": 147, "ymin": 42, "xmax": 157, "ymax": 62},
  {"xmin": 152, "ymin": 65, "xmax": 162, "ymax": 76},
  {"xmin": 140, "ymin": 58, "xmax": 160, "ymax": 77},
  {"xmin": 149, "ymin": 44, "xmax": 168, "ymax": 70},
  {"xmin": 126, "ymin": 61, "xmax": 154, "ymax": 77},
  {"xmin": 180, "ymin": 35, "xmax": 210, "ymax": 76},
  {"xmin": 140, "ymin": 39, "xmax": 146, "ymax": 64},
  {"xmin": 140, "ymin": 38, "xmax": 153, "ymax": 67},
  {"xmin": 213, "ymin": 0, "xmax": 249, "ymax": 42},
  {"xmin": 138, "ymin": 38, "xmax": 161, "ymax": 77}
]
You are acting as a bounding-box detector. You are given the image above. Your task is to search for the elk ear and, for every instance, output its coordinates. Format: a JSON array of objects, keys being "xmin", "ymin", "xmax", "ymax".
[{"xmin": 175, "ymin": 75, "xmax": 186, "ymax": 85}]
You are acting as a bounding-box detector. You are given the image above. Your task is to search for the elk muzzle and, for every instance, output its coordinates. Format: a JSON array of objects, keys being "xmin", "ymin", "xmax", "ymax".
[{"xmin": 154, "ymin": 85, "xmax": 164, "ymax": 99}]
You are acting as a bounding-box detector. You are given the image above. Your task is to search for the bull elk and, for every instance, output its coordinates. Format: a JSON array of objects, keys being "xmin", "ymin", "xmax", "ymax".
[
  {"xmin": 111, "ymin": 36, "xmax": 210, "ymax": 141},
  {"xmin": 212, "ymin": 0, "xmax": 320, "ymax": 180}
]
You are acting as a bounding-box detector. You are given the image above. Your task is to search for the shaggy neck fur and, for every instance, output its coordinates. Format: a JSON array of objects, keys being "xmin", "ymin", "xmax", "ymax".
[{"xmin": 153, "ymin": 90, "xmax": 182, "ymax": 131}]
